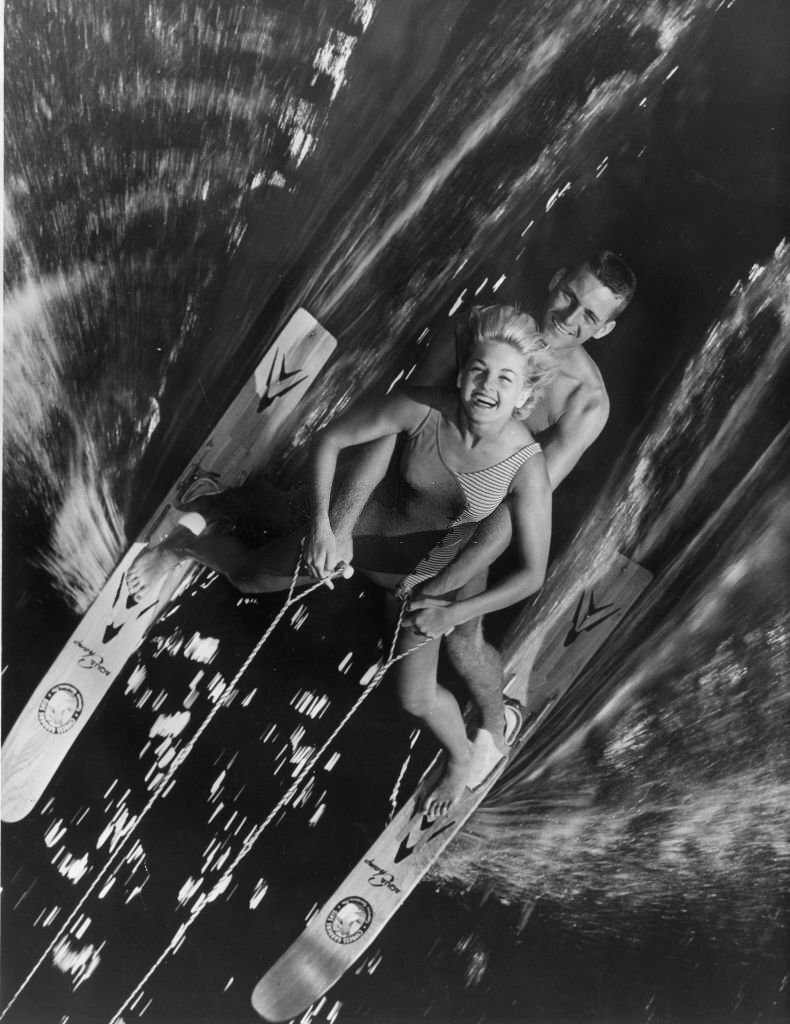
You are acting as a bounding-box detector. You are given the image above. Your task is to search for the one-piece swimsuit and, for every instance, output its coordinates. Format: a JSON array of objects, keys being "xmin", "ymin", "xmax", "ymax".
[{"xmin": 352, "ymin": 391, "xmax": 541, "ymax": 594}]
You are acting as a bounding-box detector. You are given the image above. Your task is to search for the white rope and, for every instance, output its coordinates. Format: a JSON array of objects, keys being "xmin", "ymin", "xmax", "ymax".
[
  {"xmin": 2, "ymin": 544, "xmax": 387, "ymax": 1023},
  {"xmin": 104, "ymin": 547, "xmax": 430, "ymax": 1024}
]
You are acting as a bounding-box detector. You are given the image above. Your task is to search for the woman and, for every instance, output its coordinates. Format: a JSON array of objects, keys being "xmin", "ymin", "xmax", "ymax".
[{"xmin": 129, "ymin": 306, "xmax": 554, "ymax": 819}]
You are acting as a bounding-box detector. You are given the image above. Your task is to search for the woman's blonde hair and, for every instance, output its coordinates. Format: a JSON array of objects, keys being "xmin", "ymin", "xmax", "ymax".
[{"xmin": 466, "ymin": 304, "xmax": 556, "ymax": 418}]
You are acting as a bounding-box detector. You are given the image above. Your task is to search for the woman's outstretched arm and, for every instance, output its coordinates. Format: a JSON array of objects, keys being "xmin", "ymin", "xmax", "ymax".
[{"xmin": 306, "ymin": 388, "xmax": 428, "ymax": 578}]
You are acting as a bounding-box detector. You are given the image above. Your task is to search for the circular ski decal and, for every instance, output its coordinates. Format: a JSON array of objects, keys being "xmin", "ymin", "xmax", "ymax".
[
  {"xmin": 325, "ymin": 896, "xmax": 373, "ymax": 945},
  {"xmin": 38, "ymin": 683, "xmax": 84, "ymax": 734}
]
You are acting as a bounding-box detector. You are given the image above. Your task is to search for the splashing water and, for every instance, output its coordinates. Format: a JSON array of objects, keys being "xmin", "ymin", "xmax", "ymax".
[
  {"xmin": 3, "ymin": 0, "xmax": 788, "ymax": 1019},
  {"xmin": 3, "ymin": 1, "xmax": 378, "ymax": 612},
  {"xmin": 435, "ymin": 245, "xmax": 790, "ymax": 962},
  {"xmin": 2, "ymin": 0, "xmax": 727, "ymax": 617},
  {"xmin": 271, "ymin": 0, "xmax": 728, "ymax": 474}
]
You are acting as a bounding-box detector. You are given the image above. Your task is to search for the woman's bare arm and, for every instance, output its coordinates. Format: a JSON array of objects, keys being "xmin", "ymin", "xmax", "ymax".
[{"xmin": 306, "ymin": 388, "xmax": 429, "ymax": 576}]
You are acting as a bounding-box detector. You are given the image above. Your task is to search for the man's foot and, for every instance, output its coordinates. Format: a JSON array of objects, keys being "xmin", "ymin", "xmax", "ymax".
[
  {"xmin": 126, "ymin": 538, "xmax": 186, "ymax": 601},
  {"xmin": 467, "ymin": 700, "xmax": 525, "ymax": 791},
  {"xmin": 420, "ymin": 744, "xmax": 473, "ymax": 823},
  {"xmin": 503, "ymin": 699, "xmax": 525, "ymax": 746},
  {"xmin": 176, "ymin": 477, "xmax": 239, "ymax": 531}
]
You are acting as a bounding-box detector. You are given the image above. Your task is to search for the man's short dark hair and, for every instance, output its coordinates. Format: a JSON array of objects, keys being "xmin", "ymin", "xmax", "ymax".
[{"xmin": 585, "ymin": 250, "xmax": 637, "ymax": 312}]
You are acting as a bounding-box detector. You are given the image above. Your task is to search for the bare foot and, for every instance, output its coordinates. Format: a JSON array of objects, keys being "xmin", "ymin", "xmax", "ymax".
[
  {"xmin": 421, "ymin": 744, "xmax": 473, "ymax": 822},
  {"xmin": 126, "ymin": 539, "xmax": 185, "ymax": 601}
]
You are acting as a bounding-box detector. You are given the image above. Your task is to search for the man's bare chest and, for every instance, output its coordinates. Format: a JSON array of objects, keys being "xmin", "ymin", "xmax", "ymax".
[{"xmin": 525, "ymin": 372, "xmax": 579, "ymax": 435}]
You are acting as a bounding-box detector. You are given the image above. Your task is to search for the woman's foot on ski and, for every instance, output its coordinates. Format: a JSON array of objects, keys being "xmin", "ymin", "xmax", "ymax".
[{"xmin": 421, "ymin": 745, "xmax": 473, "ymax": 822}]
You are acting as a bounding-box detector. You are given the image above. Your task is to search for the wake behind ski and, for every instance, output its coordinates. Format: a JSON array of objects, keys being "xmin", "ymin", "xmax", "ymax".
[{"xmin": 2, "ymin": 310, "xmax": 337, "ymax": 823}]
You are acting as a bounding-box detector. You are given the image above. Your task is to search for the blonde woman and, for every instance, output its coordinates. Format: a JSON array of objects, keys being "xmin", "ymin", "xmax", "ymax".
[{"xmin": 129, "ymin": 306, "xmax": 555, "ymax": 818}]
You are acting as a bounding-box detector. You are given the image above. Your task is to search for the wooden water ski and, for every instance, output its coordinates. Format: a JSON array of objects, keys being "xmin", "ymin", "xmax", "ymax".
[
  {"xmin": 2, "ymin": 309, "xmax": 337, "ymax": 823},
  {"xmin": 251, "ymin": 554, "xmax": 651, "ymax": 1022},
  {"xmin": 510, "ymin": 552, "xmax": 653, "ymax": 712}
]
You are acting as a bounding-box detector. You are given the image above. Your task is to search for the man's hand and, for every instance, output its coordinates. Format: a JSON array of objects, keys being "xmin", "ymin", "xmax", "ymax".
[{"xmin": 403, "ymin": 595, "xmax": 459, "ymax": 640}]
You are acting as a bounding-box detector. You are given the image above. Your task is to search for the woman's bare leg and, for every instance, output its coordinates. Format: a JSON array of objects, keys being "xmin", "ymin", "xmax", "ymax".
[{"xmin": 387, "ymin": 598, "xmax": 472, "ymax": 821}]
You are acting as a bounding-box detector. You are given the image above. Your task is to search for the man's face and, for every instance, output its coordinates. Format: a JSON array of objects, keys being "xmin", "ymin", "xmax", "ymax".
[{"xmin": 541, "ymin": 265, "xmax": 622, "ymax": 349}]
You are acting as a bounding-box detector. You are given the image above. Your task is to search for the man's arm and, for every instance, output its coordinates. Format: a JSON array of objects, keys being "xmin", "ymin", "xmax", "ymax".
[{"xmin": 539, "ymin": 384, "xmax": 610, "ymax": 490}]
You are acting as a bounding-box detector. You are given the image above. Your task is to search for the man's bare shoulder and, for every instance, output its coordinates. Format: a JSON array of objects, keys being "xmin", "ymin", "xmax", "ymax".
[
  {"xmin": 526, "ymin": 347, "xmax": 607, "ymax": 437},
  {"xmin": 558, "ymin": 348, "xmax": 609, "ymax": 418},
  {"xmin": 561, "ymin": 345, "xmax": 607, "ymax": 394}
]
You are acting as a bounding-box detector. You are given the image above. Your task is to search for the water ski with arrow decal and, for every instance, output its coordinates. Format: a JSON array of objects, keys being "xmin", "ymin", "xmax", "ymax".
[
  {"xmin": 251, "ymin": 553, "xmax": 652, "ymax": 1022},
  {"xmin": 1, "ymin": 310, "xmax": 338, "ymax": 824}
]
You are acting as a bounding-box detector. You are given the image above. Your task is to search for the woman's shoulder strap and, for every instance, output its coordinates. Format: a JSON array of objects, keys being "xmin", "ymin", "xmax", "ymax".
[{"xmin": 399, "ymin": 384, "xmax": 451, "ymax": 436}]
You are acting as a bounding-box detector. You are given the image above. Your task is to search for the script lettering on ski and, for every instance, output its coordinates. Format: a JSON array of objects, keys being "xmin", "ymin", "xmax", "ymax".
[
  {"xmin": 393, "ymin": 812, "xmax": 457, "ymax": 865},
  {"xmin": 72, "ymin": 639, "xmax": 111, "ymax": 676},
  {"xmin": 563, "ymin": 587, "xmax": 620, "ymax": 647},
  {"xmin": 256, "ymin": 346, "xmax": 308, "ymax": 414},
  {"xmin": 364, "ymin": 859, "xmax": 402, "ymax": 894}
]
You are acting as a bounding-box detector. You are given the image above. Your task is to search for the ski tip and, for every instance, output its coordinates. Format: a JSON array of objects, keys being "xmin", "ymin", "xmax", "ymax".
[
  {"xmin": 1, "ymin": 788, "xmax": 36, "ymax": 823},
  {"xmin": 251, "ymin": 935, "xmax": 336, "ymax": 1022},
  {"xmin": 251, "ymin": 979, "xmax": 297, "ymax": 1023}
]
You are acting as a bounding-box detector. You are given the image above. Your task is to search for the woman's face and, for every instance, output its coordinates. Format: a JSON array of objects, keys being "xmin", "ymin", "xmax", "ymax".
[{"xmin": 457, "ymin": 339, "xmax": 531, "ymax": 422}]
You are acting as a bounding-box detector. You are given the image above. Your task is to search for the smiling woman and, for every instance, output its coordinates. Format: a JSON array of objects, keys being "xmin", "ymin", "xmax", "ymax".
[{"xmin": 125, "ymin": 305, "xmax": 554, "ymax": 820}]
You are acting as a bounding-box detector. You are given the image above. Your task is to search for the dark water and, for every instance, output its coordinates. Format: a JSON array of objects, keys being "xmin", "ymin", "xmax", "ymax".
[{"xmin": 3, "ymin": 0, "xmax": 789, "ymax": 1022}]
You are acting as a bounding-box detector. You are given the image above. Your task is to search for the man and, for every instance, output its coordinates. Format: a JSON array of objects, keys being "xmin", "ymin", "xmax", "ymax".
[{"xmin": 315, "ymin": 250, "xmax": 637, "ymax": 766}]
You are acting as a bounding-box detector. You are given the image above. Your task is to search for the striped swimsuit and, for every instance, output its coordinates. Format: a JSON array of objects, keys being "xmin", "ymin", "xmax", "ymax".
[{"xmin": 394, "ymin": 398, "xmax": 542, "ymax": 595}]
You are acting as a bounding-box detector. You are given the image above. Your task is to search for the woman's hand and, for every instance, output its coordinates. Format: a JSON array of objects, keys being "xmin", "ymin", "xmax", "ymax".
[
  {"xmin": 403, "ymin": 595, "xmax": 459, "ymax": 640},
  {"xmin": 305, "ymin": 518, "xmax": 339, "ymax": 579},
  {"xmin": 305, "ymin": 518, "xmax": 354, "ymax": 583}
]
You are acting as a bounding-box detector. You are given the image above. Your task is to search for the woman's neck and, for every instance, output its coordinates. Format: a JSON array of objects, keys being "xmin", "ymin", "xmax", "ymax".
[{"xmin": 453, "ymin": 399, "xmax": 509, "ymax": 448}]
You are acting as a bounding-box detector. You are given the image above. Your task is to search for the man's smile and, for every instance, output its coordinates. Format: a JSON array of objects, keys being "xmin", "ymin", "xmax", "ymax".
[{"xmin": 549, "ymin": 314, "xmax": 578, "ymax": 339}]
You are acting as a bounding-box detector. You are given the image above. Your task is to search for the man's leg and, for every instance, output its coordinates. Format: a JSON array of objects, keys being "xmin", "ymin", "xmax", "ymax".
[
  {"xmin": 443, "ymin": 573, "xmax": 509, "ymax": 754},
  {"xmin": 127, "ymin": 525, "xmax": 309, "ymax": 598},
  {"xmin": 128, "ymin": 435, "xmax": 398, "ymax": 596},
  {"xmin": 207, "ymin": 435, "xmax": 398, "ymax": 559}
]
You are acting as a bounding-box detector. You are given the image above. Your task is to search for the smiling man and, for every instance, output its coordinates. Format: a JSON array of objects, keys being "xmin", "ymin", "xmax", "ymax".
[
  {"xmin": 525, "ymin": 251, "xmax": 636, "ymax": 486},
  {"xmin": 394, "ymin": 250, "xmax": 637, "ymax": 766}
]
